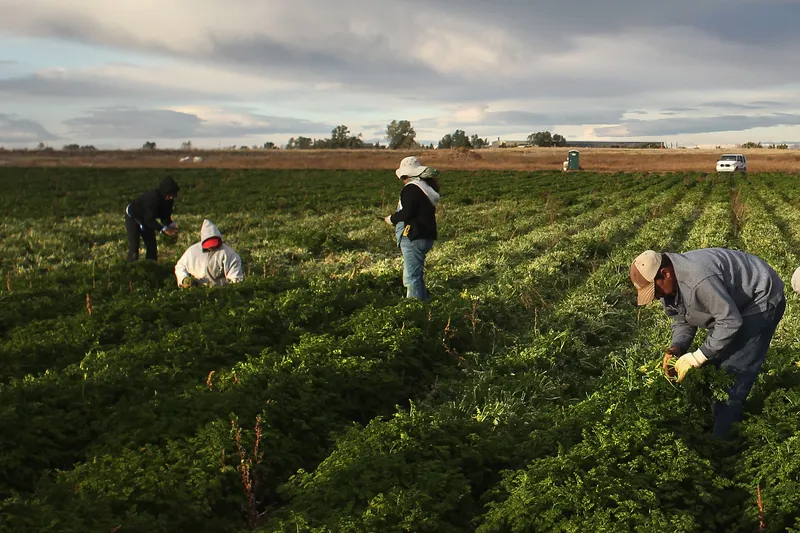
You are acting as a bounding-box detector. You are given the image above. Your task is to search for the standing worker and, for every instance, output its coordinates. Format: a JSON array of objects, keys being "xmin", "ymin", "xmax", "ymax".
[
  {"xmin": 630, "ymin": 248, "xmax": 786, "ymax": 437},
  {"xmin": 384, "ymin": 156, "xmax": 440, "ymax": 301},
  {"xmin": 175, "ymin": 219, "xmax": 244, "ymax": 288},
  {"xmin": 125, "ymin": 176, "xmax": 180, "ymax": 262}
]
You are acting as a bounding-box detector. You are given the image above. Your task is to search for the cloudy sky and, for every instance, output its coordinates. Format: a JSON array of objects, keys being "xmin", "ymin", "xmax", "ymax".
[{"xmin": 2, "ymin": 0, "xmax": 800, "ymax": 148}]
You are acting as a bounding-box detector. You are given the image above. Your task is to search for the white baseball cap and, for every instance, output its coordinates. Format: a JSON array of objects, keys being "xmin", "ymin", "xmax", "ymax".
[{"xmin": 630, "ymin": 250, "xmax": 663, "ymax": 305}]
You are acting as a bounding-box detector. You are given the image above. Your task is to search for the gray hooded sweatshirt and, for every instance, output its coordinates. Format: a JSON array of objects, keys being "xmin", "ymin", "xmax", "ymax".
[
  {"xmin": 662, "ymin": 248, "xmax": 784, "ymax": 359},
  {"xmin": 175, "ymin": 219, "xmax": 244, "ymax": 287}
]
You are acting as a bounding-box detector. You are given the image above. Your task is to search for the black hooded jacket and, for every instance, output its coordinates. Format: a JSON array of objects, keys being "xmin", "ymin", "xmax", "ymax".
[
  {"xmin": 389, "ymin": 179, "xmax": 439, "ymax": 241},
  {"xmin": 127, "ymin": 177, "xmax": 180, "ymax": 232}
]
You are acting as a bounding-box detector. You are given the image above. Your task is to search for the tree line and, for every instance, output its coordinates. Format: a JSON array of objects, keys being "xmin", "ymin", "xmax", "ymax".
[
  {"xmin": 287, "ymin": 121, "xmax": 418, "ymax": 150},
  {"xmin": 288, "ymin": 122, "xmax": 566, "ymax": 150},
  {"xmin": 26, "ymin": 122, "xmax": 570, "ymax": 152}
]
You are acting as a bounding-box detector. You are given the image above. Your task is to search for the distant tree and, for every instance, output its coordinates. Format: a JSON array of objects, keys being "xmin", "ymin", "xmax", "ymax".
[
  {"xmin": 331, "ymin": 125, "xmax": 351, "ymax": 148},
  {"xmin": 313, "ymin": 138, "xmax": 332, "ymax": 149},
  {"xmin": 287, "ymin": 136, "xmax": 313, "ymax": 149},
  {"xmin": 346, "ymin": 133, "xmax": 364, "ymax": 149},
  {"xmin": 36, "ymin": 142, "xmax": 46, "ymax": 150},
  {"xmin": 80, "ymin": 145, "xmax": 96, "ymax": 151},
  {"xmin": 240, "ymin": 146, "xmax": 249, "ymax": 150},
  {"xmin": 527, "ymin": 131, "xmax": 554, "ymax": 147},
  {"xmin": 740, "ymin": 141, "xmax": 762, "ymax": 149},
  {"xmin": 552, "ymin": 134, "xmax": 567, "ymax": 147},
  {"xmin": 142, "ymin": 141, "xmax": 157, "ymax": 150},
  {"xmin": 776, "ymin": 143, "xmax": 789, "ymax": 149},
  {"xmin": 263, "ymin": 141, "xmax": 276, "ymax": 149},
  {"xmin": 439, "ymin": 130, "xmax": 475, "ymax": 149},
  {"xmin": 63, "ymin": 144, "xmax": 80, "ymax": 151},
  {"xmin": 451, "ymin": 129, "xmax": 471, "ymax": 148},
  {"xmin": 181, "ymin": 141, "xmax": 192, "ymax": 150},
  {"xmin": 386, "ymin": 120, "xmax": 417, "ymax": 149},
  {"xmin": 470, "ymin": 134, "xmax": 488, "ymax": 149}
]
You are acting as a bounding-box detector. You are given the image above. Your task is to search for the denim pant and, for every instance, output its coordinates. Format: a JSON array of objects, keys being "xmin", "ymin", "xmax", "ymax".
[
  {"xmin": 712, "ymin": 298, "xmax": 786, "ymax": 438},
  {"xmin": 399, "ymin": 237, "xmax": 433, "ymax": 300}
]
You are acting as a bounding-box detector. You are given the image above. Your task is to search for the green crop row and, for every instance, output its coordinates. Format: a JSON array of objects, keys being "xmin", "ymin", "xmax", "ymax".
[{"xmin": 2, "ymin": 169, "xmax": 800, "ymax": 533}]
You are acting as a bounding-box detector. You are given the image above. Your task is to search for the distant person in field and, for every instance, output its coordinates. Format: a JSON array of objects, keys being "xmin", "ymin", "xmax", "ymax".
[
  {"xmin": 630, "ymin": 248, "xmax": 785, "ymax": 438},
  {"xmin": 175, "ymin": 219, "xmax": 244, "ymax": 288},
  {"xmin": 384, "ymin": 156, "xmax": 441, "ymax": 301},
  {"xmin": 125, "ymin": 176, "xmax": 180, "ymax": 262}
]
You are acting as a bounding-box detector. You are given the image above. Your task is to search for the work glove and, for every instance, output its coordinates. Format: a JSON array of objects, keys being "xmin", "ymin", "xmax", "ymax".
[
  {"xmin": 675, "ymin": 349, "xmax": 708, "ymax": 383},
  {"xmin": 180, "ymin": 277, "xmax": 194, "ymax": 289}
]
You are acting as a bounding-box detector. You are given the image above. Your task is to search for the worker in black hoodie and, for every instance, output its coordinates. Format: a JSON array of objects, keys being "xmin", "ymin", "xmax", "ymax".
[
  {"xmin": 125, "ymin": 176, "xmax": 180, "ymax": 262},
  {"xmin": 384, "ymin": 156, "xmax": 441, "ymax": 300}
]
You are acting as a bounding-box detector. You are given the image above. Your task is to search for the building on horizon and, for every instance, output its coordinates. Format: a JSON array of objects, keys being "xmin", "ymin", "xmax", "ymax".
[{"xmin": 489, "ymin": 139, "xmax": 666, "ymax": 149}]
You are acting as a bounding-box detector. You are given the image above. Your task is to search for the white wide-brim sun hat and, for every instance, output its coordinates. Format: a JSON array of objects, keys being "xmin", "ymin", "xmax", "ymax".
[{"xmin": 395, "ymin": 156, "xmax": 428, "ymax": 179}]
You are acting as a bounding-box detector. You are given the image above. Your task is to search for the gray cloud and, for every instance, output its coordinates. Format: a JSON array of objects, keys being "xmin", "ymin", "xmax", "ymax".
[
  {"xmin": 595, "ymin": 113, "xmax": 800, "ymax": 137},
  {"xmin": 0, "ymin": 72, "xmax": 225, "ymax": 101},
  {"xmin": 0, "ymin": 113, "xmax": 57, "ymax": 143},
  {"xmin": 7, "ymin": 1, "xmax": 800, "ymax": 103},
  {"xmin": 483, "ymin": 109, "xmax": 623, "ymax": 127},
  {"xmin": 2, "ymin": 1, "xmax": 800, "ymax": 144},
  {"xmin": 699, "ymin": 101, "xmax": 786, "ymax": 110},
  {"xmin": 414, "ymin": 0, "xmax": 800, "ymax": 47},
  {"xmin": 63, "ymin": 106, "xmax": 333, "ymax": 139},
  {"xmin": 417, "ymin": 109, "xmax": 625, "ymax": 131},
  {"xmin": 751, "ymin": 100, "xmax": 788, "ymax": 107}
]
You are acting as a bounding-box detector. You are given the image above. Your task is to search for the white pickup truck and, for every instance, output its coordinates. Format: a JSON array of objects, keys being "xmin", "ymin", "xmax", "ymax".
[{"xmin": 716, "ymin": 154, "xmax": 747, "ymax": 173}]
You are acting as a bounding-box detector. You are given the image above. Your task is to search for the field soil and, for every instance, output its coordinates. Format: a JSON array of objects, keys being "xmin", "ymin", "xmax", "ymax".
[{"xmin": 2, "ymin": 147, "xmax": 800, "ymax": 172}]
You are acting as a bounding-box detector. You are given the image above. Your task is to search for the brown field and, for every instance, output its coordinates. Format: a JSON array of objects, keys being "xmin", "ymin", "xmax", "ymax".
[{"xmin": 2, "ymin": 147, "xmax": 800, "ymax": 173}]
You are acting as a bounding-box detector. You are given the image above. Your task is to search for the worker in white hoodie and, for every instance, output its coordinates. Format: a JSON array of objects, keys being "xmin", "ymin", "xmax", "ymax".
[{"xmin": 175, "ymin": 219, "xmax": 244, "ymax": 288}]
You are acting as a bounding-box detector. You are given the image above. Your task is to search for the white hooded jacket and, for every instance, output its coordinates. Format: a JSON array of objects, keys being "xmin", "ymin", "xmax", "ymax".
[{"xmin": 175, "ymin": 219, "xmax": 244, "ymax": 287}]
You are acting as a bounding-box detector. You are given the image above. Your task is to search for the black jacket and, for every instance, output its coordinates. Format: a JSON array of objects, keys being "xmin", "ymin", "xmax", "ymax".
[
  {"xmin": 390, "ymin": 181, "xmax": 438, "ymax": 241},
  {"xmin": 127, "ymin": 177, "xmax": 179, "ymax": 232}
]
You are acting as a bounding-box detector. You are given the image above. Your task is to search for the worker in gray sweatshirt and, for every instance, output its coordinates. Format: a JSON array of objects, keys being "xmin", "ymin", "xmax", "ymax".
[{"xmin": 630, "ymin": 248, "xmax": 785, "ymax": 438}]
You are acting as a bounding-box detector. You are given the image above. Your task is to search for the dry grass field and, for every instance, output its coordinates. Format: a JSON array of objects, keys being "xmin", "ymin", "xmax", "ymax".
[{"xmin": 2, "ymin": 146, "xmax": 800, "ymax": 172}]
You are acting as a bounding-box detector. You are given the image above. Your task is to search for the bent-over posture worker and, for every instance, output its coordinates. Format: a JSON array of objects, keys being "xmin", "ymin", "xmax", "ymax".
[
  {"xmin": 175, "ymin": 219, "xmax": 244, "ymax": 288},
  {"xmin": 630, "ymin": 248, "xmax": 785, "ymax": 437},
  {"xmin": 126, "ymin": 176, "xmax": 180, "ymax": 261}
]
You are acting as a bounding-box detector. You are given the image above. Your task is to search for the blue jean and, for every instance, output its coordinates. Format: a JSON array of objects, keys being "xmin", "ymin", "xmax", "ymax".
[
  {"xmin": 711, "ymin": 298, "xmax": 785, "ymax": 438},
  {"xmin": 399, "ymin": 238, "xmax": 434, "ymax": 300}
]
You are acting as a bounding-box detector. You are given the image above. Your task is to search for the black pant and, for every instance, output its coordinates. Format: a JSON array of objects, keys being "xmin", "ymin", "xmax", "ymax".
[{"xmin": 126, "ymin": 215, "xmax": 158, "ymax": 261}]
